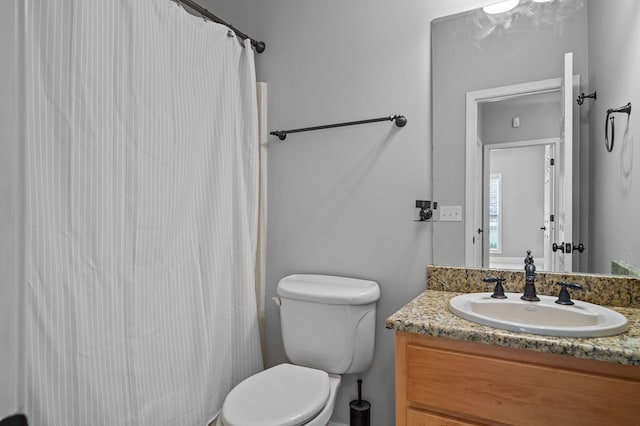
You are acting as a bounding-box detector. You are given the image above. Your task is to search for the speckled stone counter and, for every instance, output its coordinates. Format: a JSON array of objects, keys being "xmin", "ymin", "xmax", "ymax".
[{"xmin": 385, "ymin": 266, "xmax": 640, "ymax": 366}]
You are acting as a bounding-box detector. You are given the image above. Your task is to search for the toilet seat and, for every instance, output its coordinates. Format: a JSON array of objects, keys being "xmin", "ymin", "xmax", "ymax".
[{"xmin": 220, "ymin": 363, "xmax": 330, "ymax": 426}]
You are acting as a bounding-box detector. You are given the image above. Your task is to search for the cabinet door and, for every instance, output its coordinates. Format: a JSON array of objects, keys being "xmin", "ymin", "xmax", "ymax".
[
  {"xmin": 406, "ymin": 343, "xmax": 640, "ymax": 425},
  {"xmin": 407, "ymin": 408, "xmax": 479, "ymax": 426}
]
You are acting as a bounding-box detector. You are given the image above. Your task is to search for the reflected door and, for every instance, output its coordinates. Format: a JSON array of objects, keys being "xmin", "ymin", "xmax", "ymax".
[{"xmin": 555, "ymin": 52, "xmax": 574, "ymax": 272}]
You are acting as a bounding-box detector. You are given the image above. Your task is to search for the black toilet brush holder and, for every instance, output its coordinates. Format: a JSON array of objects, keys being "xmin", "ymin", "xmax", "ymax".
[{"xmin": 349, "ymin": 379, "xmax": 371, "ymax": 426}]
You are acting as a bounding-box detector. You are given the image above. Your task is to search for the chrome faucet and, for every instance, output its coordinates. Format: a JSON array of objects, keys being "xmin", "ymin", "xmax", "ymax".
[{"xmin": 521, "ymin": 250, "xmax": 540, "ymax": 301}]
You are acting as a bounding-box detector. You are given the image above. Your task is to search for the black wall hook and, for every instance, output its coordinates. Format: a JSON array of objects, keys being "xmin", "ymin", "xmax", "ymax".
[{"xmin": 576, "ymin": 91, "xmax": 596, "ymax": 105}]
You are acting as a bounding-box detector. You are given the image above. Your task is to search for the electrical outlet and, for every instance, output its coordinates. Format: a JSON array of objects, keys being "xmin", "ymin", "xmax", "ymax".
[{"xmin": 440, "ymin": 205, "xmax": 462, "ymax": 222}]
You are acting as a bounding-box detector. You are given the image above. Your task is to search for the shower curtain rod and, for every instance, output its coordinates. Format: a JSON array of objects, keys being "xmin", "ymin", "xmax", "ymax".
[
  {"xmin": 177, "ymin": 0, "xmax": 265, "ymax": 53},
  {"xmin": 270, "ymin": 115, "xmax": 407, "ymax": 140}
]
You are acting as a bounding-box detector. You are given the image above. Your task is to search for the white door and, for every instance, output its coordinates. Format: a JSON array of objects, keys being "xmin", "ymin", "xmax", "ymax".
[{"xmin": 555, "ymin": 52, "xmax": 574, "ymax": 272}]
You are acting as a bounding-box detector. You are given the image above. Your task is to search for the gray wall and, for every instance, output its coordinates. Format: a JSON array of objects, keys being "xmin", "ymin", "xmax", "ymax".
[
  {"xmin": 431, "ymin": 0, "xmax": 588, "ymax": 267},
  {"xmin": 203, "ymin": 1, "xmax": 490, "ymax": 425},
  {"xmin": 0, "ymin": 0, "xmax": 21, "ymax": 419},
  {"xmin": 588, "ymin": 0, "xmax": 640, "ymax": 273},
  {"xmin": 481, "ymin": 92, "xmax": 560, "ymax": 143}
]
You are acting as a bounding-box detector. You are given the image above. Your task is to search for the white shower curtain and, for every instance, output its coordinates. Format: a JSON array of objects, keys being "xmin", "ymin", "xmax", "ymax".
[{"xmin": 23, "ymin": 0, "xmax": 263, "ymax": 424}]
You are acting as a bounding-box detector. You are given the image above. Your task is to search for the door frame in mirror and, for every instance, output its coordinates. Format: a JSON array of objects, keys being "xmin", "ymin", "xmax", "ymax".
[
  {"xmin": 483, "ymin": 139, "xmax": 559, "ymax": 271},
  {"xmin": 464, "ymin": 77, "xmax": 563, "ymax": 267}
]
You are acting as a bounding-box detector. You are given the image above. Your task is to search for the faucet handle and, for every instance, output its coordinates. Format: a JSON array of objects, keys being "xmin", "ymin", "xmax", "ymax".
[
  {"xmin": 483, "ymin": 277, "xmax": 507, "ymax": 299},
  {"xmin": 555, "ymin": 282, "xmax": 583, "ymax": 305}
]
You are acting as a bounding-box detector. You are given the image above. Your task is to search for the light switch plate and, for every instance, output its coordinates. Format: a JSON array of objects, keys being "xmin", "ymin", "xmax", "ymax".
[{"xmin": 440, "ymin": 205, "xmax": 463, "ymax": 222}]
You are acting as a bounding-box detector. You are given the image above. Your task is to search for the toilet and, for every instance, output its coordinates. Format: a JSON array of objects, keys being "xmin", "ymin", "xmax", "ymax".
[{"xmin": 217, "ymin": 274, "xmax": 380, "ymax": 426}]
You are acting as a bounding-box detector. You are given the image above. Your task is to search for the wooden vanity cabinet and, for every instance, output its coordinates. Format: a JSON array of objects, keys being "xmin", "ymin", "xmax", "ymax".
[{"xmin": 395, "ymin": 331, "xmax": 640, "ymax": 426}]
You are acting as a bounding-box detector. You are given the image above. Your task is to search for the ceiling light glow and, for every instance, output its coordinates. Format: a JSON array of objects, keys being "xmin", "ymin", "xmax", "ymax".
[{"xmin": 483, "ymin": 0, "xmax": 520, "ymax": 14}]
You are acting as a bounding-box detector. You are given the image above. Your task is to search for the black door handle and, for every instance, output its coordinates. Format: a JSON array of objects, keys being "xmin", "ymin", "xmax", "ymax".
[
  {"xmin": 552, "ymin": 242, "xmax": 569, "ymax": 253},
  {"xmin": 553, "ymin": 242, "xmax": 584, "ymax": 254},
  {"xmin": 572, "ymin": 243, "xmax": 585, "ymax": 253}
]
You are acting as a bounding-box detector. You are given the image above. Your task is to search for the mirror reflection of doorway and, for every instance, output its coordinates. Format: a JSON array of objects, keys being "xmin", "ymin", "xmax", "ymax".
[
  {"xmin": 466, "ymin": 55, "xmax": 579, "ymax": 272},
  {"xmin": 478, "ymin": 91, "xmax": 561, "ymax": 271},
  {"xmin": 484, "ymin": 142, "xmax": 556, "ymax": 271}
]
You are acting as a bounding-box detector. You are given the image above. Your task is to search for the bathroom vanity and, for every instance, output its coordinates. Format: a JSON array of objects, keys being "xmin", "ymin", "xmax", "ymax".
[{"xmin": 387, "ymin": 266, "xmax": 640, "ymax": 426}]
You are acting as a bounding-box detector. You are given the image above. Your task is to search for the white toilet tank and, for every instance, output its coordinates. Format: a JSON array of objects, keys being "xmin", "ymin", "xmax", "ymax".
[{"xmin": 276, "ymin": 274, "xmax": 380, "ymax": 375}]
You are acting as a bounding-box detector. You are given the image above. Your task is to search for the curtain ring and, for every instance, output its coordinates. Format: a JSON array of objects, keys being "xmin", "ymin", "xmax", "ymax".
[{"xmin": 605, "ymin": 111, "xmax": 615, "ymax": 152}]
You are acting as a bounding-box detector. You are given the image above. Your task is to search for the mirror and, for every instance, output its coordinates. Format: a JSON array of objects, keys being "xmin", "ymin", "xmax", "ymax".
[{"xmin": 432, "ymin": 0, "xmax": 640, "ymax": 276}]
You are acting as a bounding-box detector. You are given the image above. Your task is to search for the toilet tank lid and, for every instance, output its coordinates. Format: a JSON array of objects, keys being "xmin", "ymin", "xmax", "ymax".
[{"xmin": 277, "ymin": 274, "xmax": 380, "ymax": 305}]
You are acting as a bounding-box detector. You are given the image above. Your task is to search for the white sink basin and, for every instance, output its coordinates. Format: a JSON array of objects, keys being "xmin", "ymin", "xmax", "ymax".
[{"xmin": 449, "ymin": 293, "xmax": 629, "ymax": 337}]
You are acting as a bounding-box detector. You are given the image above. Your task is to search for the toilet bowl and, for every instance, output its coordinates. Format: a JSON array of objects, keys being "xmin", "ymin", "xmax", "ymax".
[
  {"xmin": 217, "ymin": 274, "xmax": 379, "ymax": 426},
  {"xmin": 217, "ymin": 363, "xmax": 341, "ymax": 426}
]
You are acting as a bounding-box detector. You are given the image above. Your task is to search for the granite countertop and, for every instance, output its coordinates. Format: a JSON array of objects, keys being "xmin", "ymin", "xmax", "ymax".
[{"xmin": 386, "ymin": 289, "xmax": 640, "ymax": 366}]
